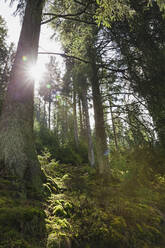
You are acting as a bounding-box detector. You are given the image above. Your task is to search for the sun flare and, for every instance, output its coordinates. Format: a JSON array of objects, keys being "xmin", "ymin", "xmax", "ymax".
[
  {"xmin": 28, "ymin": 64, "xmax": 43, "ymax": 82},
  {"xmin": 27, "ymin": 61, "xmax": 46, "ymax": 89}
]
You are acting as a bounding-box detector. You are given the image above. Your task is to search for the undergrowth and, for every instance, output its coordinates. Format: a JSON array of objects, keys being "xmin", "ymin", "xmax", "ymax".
[
  {"xmin": 0, "ymin": 176, "xmax": 46, "ymax": 248},
  {"xmin": 1, "ymin": 146, "xmax": 165, "ymax": 247},
  {"xmin": 40, "ymin": 146, "xmax": 165, "ymax": 248}
]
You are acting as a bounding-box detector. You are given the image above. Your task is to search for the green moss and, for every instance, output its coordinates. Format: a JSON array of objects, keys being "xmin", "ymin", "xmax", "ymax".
[
  {"xmin": 53, "ymin": 205, "xmax": 67, "ymax": 217},
  {"xmin": 1, "ymin": 147, "xmax": 165, "ymax": 248},
  {"xmin": 0, "ymin": 196, "xmax": 14, "ymax": 207},
  {"xmin": 47, "ymin": 233, "xmax": 70, "ymax": 248},
  {"xmin": 64, "ymin": 201, "xmax": 73, "ymax": 213},
  {"xmin": 0, "ymin": 205, "xmax": 46, "ymax": 248},
  {"xmin": 42, "ymin": 183, "xmax": 52, "ymax": 196}
]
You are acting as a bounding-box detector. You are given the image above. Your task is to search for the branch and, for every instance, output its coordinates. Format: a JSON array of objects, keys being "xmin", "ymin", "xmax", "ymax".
[
  {"xmin": 43, "ymin": 7, "xmax": 88, "ymax": 18},
  {"xmin": 38, "ymin": 52, "xmax": 126, "ymax": 73},
  {"xmin": 42, "ymin": 2, "xmax": 92, "ymax": 25},
  {"xmin": 38, "ymin": 52, "xmax": 89, "ymax": 64},
  {"xmin": 42, "ymin": 16, "xmax": 96, "ymax": 26},
  {"xmin": 52, "ymin": 16, "xmax": 95, "ymax": 25}
]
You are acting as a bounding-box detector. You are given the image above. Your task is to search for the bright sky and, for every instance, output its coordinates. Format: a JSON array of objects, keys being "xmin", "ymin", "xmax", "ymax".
[
  {"xmin": 0, "ymin": 1, "xmax": 64, "ymax": 85},
  {"xmin": 0, "ymin": 1, "xmax": 94, "ymax": 127}
]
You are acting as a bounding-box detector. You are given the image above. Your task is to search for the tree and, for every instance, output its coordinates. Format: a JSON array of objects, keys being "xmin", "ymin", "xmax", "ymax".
[
  {"xmin": 113, "ymin": 1, "xmax": 165, "ymax": 146},
  {"xmin": 0, "ymin": 0, "xmax": 45, "ymax": 191},
  {"xmin": 72, "ymin": 63, "xmax": 95, "ymax": 167},
  {"xmin": 0, "ymin": 16, "xmax": 14, "ymax": 115},
  {"xmin": 48, "ymin": 0, "xmax": 109, "ymax": 172},
  {"xmin": 95, "ymin": 0, "xmax": 165, "ymax": 146}
]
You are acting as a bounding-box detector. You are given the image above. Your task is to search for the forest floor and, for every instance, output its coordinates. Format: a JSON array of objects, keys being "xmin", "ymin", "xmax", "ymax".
[{"xmin": 1, "ymin": 147, "xmax": 165, "ymax": 248}]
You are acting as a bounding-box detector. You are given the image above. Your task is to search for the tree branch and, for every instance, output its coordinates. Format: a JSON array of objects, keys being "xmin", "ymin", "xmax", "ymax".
[
  {"xmin": 42, "ymin": 2, "xmax": 95, "ymax": 25},
  {"xmin": 41, "ymin": 16, "xmax": 96, "ymax": 25},
  {"xmin": 38, "ymin": 52, "xmax": 89, "ymax": 64},
  {"xmin": 38, "ymin": 52, "xmax": 126, "ymax": 72}
]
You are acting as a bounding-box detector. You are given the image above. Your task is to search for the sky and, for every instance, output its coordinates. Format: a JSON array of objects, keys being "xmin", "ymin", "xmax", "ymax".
[
  {"xmin": 0, "ymin": 1, "xmax": 65, "ymax": 82},
  {"xmin": 0, "ymin": 1, "xmax": 95, "ymax": 125}
]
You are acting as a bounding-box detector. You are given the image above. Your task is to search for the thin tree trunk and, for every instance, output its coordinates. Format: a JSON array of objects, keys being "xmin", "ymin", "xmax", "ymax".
[
  {"xmin": 48, "ymin": 99, "xmax": 51, "ymax": 129},
  {"xmin": 0, "ymin": 0, "xmax": 45, "ymax": 190},
  {"xmin": 73, "ymin": 90, "xmax": 79, "ymax": 148},
  {"xmin": 44, "ymin": 100, "xmax": 47, "ymax": 127},
  {"xmin": 109, "ymin": 98, "xmax": 118, "ymax": 150},
  {"xmin": 78, "ymin": 98, "xmax": 84, "ymax": 137},
  {"xmin": 81, "ymin": 86, "xmax": 95, "ymax": 167},
  {"xmin": 38, "ymin": 97, "xmax": 41, "ymax": 122},
  {"xmin": 36, "ymin": 97, "xmax": 41, "ymax": 122}
]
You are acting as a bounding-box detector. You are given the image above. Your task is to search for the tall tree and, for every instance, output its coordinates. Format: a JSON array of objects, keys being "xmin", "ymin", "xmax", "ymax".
[
  {"xmin": 87, "ymin": 44, "xmax": 108, "ymax": 173},
  {"xmin": 0, "ymin": 16, "xmax": 13, "ymax": 115},
  {"xmin": 0, "ymin": 0, "xmax": 45, "ymax": 191},
  {"xmin": 96, "ymin": 0, "xmax": 165, "ymax": 146}
]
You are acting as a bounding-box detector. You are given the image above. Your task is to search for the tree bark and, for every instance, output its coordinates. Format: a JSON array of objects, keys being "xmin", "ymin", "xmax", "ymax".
[
  {"xmin": 78, "ymin": 99, "xmax": 84, "ymax": 137},
  {"xmin": 48, "ymin": 98, "xmax": 51, "ymax": 129},
  {"xmin": 109, "ymin": 98, "xmax": 118, "ymax": 151},
  {"xmin": 89, "ymin": 49, "xmax": 109, "ymax": 173},
  {"xmin": 43, "ymin": 100, "xmax": 47, "ymax": 127},
  {"xmin": 0, "ymin": 0, "xmax": 45, "ymax": 190},
  {"xmin": 73, "ymin": 90, "xmax": 79, "ymax": 148},
  {"xmin": 81, "ymin": 86, "xmax": 95, "ymax": 167}
]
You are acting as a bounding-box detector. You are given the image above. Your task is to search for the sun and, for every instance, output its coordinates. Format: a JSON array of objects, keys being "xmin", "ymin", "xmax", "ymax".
[
  {"xmin": 27, "ymin": 60, "xmax": 46, "ymax": 89},
  {"xmin": 28, "ymin": 63, "xmax": 43, "ymax": 82}
]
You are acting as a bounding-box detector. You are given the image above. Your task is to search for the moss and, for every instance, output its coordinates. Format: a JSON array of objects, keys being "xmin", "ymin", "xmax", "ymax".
[
  {"xmin": 48, "ymin": 160, "xmax": 165, "ymax": 248},
  {"xmin": 0, "ymin": 205, "xmax": 46, "ymax": 248},
  {"xmin": 47, "ymin": 233, "xmax": 71, "ymax": 248},
  {"xmin": 0, "ymin": 207, "xmax": 45, "ymax": 235},
  {"xmin": 42, "ymin": 183, "xmax": 52, "ymax": 196},
  {"xmin": 64, "ymin": 201, "xmax": 73, "ymax": 213},
  {"xmin": 62, "ymin": 173, "xmax": 71, "ymax": 181},
  {"xmin": 2, "ymin": 147, "xmax": 165, "ymax": 248},
  {"xmin": 53, "ymin": 205, "xmax": 67, "ymax": 217},
  {"xmin": 0, "ymin": 196, "xmax": 14, "ymax": 207},
  {"xmin": 46, "ymin": 177, "xmax": 59, "ymax": 190}
]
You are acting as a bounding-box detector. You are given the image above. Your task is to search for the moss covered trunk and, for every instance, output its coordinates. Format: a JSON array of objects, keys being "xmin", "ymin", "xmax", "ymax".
[{"xmin": 0, "ymin": 0, "xmax": 45, "ymax": 190}]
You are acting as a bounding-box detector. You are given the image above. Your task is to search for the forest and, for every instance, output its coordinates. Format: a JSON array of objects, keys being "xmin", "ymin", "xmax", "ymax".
[{"xmin": 0, "ymin": 0, "xmax": 165, "ymax": 247}]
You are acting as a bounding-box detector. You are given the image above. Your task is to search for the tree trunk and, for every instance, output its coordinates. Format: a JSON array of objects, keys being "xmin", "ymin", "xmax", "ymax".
[
  {"xmin": 78, "ymin": 99, "xmax": 84, "ymax": 137},
  {"xmin": 147, "ymin": 95, "xmax": 165, "ymax": 148},
  {"xmin": 109, "ymin": 98, "xmax": 118, "ymax": 151},
  {"xmin": 36, "ymin": 97, "xmax": 41, "ymax": 122},
  {"xmin": 81, "ymin": 86, "xmax": 95, "ymax": 167},
  {"xmin": 89, "ymin": 49, "xmax": 108, "ymax": 173},
  {"xmin": 43, "ymin": 100, "xmax": 47, "ymax": 127},
  {"xmin": 73, "ymin": 90, "xmax": 79, "ymax": 148},
  {"xmin": 48, "ymin": 98, "xmax": 51, "ymax": 129},
  {"xmin": 0, "ymin": 0, "xmax": 45, "ymax": 190}
]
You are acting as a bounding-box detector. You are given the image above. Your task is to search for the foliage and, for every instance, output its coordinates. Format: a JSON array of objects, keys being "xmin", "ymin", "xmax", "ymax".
[
  {"xmin": 37, "ymin": 146, "xmax": 165, "ymax": 248},
  {"xmin": 0, "ymin": 176, "xmax": 46, "ymax": 248},
  {"xmin": 1, "ymin": 0, "xmax": 165, "ymax": 246},
  {"xmin": 95, "ymin": 0, "xmax": 135, "ymax": 27},
  {"xmin": 103, "ymin": 0, "xmax": 165, "ymax": 146},
  {"xmin": 1, "ymin": 146, "xmax": 165, "ymax": 247},
  {"xmin": 95, "ymin": 0, "xmax": 165, "ymax": 27},
  {"xmin": 34, "ymin": 122, "xmax": 88, "ymax": 165}
]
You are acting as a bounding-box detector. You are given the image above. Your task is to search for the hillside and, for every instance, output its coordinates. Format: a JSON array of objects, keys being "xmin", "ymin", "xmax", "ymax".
[{"xmin": 1, "ymin": 147, "xmax": 165, "ymax": 248}]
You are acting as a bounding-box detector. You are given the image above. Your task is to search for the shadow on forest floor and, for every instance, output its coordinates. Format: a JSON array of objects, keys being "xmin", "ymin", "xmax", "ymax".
[{"xmin": 0, "ymin": 173, "xmax": 48, "ymax": 248}]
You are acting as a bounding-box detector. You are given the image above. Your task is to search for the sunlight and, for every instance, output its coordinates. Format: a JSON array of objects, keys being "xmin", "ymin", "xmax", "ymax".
[
  {"xmin": 27, "ymin": 60, "xmax": 47, "ymax": 90},
  {"xmin": 28, "ymin": 64, "xmax": 43, "ymax": 82}
]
